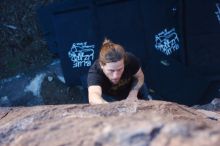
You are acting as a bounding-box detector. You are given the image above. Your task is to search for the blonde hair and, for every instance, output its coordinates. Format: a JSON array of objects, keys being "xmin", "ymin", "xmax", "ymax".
[{"xmin": 99, "ymin": 38, "xmax": 126, "ymax": 65}]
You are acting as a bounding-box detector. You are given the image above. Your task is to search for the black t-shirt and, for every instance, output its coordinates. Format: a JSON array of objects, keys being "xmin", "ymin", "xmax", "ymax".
[{"xmin": 87, "ymin": 52, "xmax": 140, "ymax": 100}]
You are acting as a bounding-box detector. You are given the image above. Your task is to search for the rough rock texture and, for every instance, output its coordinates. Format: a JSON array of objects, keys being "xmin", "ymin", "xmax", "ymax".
[{"xmin": 0, "ymin": 100, "xmax": 220, "ymax": 146}]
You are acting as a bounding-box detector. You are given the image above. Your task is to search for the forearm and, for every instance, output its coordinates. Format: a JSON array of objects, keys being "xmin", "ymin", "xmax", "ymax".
[
  {"xmin": 127, "ymin": 77, "xmax": 144, "ymax": 98},
  {"xmin": 88, "ymin": 86, "xmax": 108, "ymax": 105},
  {"xmin": 127, "ymin": 68, "xmax": 144, "ymax": 99}
]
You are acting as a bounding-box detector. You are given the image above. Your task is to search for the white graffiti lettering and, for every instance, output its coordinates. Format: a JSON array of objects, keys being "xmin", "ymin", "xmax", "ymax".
[
  {"xmin": 155, "ymin": 28, "xmax": 180, "ymax": 55},
  {"xmin": 215, "ymin": 3, "xmax": 220, "ymax": 23},
  {"xmin": 68, "ymin": 42, "xmax": 95, "ymax": 68}
]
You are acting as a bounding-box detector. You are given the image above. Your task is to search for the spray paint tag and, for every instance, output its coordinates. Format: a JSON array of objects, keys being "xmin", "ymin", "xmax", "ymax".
[
  {"xmin": 68, "ymin": 42, "xmax": 95, "ymax": 68},
  {"xmin": 155, "ymin": 28, "xmax": 180, "ymax": 55},
  {"xmin": 215, "ymin": 3, "xmax": 220, "ymax": 23}
]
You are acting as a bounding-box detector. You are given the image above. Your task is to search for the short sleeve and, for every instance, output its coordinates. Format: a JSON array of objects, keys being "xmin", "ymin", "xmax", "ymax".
[
  {"xmin": 126, "ymin": 52, "xmax": 141, "ymax": 75},
  {"xmin": 87, "ymin": 60, "xmax": 104, "ymax": 87}
]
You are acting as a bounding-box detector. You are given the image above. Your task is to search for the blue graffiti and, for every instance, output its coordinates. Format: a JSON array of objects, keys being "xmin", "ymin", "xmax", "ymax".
[
  {"xmin": 155, "ymin": 28, "xmax": 180, "ymax": 55},
  {"xmin": 68, "ymin": 42, "xmax": 95, "ymax": 68},
  {"xmin": 215, "ymin": 3, "xmax": 220, "ymax": 23}
]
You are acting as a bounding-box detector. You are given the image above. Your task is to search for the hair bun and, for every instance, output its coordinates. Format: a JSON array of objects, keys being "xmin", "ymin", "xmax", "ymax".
[{"xmin": 102, "ymin": 38, "xmax": 112, "ymax": 45}]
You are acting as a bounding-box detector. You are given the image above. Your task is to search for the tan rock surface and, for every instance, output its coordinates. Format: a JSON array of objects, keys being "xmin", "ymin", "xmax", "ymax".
[{"xmin": 0, "ymin": 100, "xmax": 220, "ymax": 146}]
